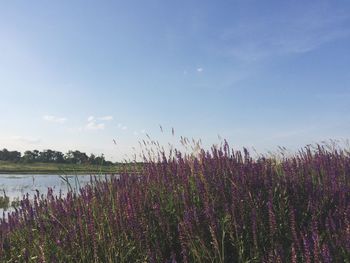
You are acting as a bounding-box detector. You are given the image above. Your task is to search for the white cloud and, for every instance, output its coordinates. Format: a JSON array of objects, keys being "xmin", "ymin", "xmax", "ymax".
[
  {"xmin": 43, "ymin": 115, "xmax": 67, "ymax": 124},
  {"xmin": 197, "ymin": 68, "xmax": 203, "ymax": 72},
  {"xmin": 86, "ymin": 121, "xmax": 105, "ymax": 130},
  {"xmin": 83, "ymin": 115, "xmax": 113, "ymax": 131},
  {"xmin": 99, "ymin": 115, "xmax": 113, "ymax": 121},
  {"xmin": 88, "ymin": 115, "xmax": 113, "ymax": 121}
]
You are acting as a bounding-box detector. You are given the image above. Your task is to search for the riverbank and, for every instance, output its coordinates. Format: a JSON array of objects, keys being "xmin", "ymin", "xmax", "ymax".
[{"xmin": 0, "ymin": 161, "xmax": 137, "ymax": 174}]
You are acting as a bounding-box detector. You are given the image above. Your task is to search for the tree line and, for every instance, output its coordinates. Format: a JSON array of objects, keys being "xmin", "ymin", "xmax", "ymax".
[{"xmin": 0, "ymin": 148, "xmax": 113, "ymax": 165}]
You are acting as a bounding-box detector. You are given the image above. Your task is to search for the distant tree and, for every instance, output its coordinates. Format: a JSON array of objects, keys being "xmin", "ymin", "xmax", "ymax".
[
  {"xmin": 22, "ymin": 151, "xmax": 36, "ymax": 163},
  {"xmin": 0, "ymin": 149, "xmax": 21, "ymax": 162},
  {"xmin": 94, "ymin": 154, "xmax": 106, "ymax": 165},
  {"xmin": 31, "ymin": 150, "xmax": 40, "ymax": 162},
  {"xmin": 65, "ymin": 151, "xmax": 75, "ymax": 164},
  {"xmin": 39, "ymin": 150, "xmax": 56, "ymax": 163},
  {"xmin": 104, "ymin": 160, "xmax": 113, "ymax": 166},
  {"xmin": 53, "ymin": 151, "xmax": 65, "ymax": 163},
  {"xmin": 11, "ymin": 151, "xmax": 21, "ymax": 162},
  {"xmin": 3, "ymin": 149, "xmax": 21, "ymax": 162},
  {"xmin": 0, "ymin": 149, "xmax": 8, "ymax": 161},
  {"xmin": 65, "ymin": 150, "xmax": 89, "ymax": 164},
  {"xmin": 0, "ymin": 148, "xmax": 112, "ymax": 164},
  {"xmin": 74, "ymin": 151, "xmax": 88, "ymax": 164},
  {"xmin": 88, "ymin": 153, "xmax": 96, "ymax": 164}
]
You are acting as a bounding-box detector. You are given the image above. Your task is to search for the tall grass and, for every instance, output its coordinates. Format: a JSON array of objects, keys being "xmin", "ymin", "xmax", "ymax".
[{"xmin": 0, "ymin": 142, "xmax": 349, "ymax": 262}]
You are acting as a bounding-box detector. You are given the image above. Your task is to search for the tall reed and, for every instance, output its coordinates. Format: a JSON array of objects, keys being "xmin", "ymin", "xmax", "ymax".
[{"xmin": 0, "ymin": 142, "xmax": 349, "ymax": 262}]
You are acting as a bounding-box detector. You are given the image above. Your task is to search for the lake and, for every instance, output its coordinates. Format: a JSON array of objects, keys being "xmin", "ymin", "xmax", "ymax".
[{"xmin": 0, "ymin": 174, "xmax": 110, "ymax": 216}]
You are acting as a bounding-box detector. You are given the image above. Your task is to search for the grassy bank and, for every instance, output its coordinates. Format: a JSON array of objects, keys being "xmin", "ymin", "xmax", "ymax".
[
  {"xmin": 0, "ymin": 161, "xmax": 138, "ymax": 174},
  {"xmin": 0, "ymin": 143, "xmax": 349, "ymax": 262}
]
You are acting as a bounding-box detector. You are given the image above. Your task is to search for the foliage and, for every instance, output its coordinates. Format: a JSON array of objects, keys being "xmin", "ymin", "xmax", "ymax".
[
  {"xmin": 0, "ymin": 142, "xmax": 349, "ymax": 262},
  {"xmin": 0, "ymin": 148, "xmax": 111, "ymax": 165}
]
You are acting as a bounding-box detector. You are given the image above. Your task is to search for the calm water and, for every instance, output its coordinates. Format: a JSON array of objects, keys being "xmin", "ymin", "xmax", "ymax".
[{"xmin": 0, "ymin": 174, "xmax": 110, "ymax": 215}]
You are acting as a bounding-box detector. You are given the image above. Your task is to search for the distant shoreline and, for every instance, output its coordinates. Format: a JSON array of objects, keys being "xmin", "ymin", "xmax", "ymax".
[
  {"xmin": 0, "ymin": 161, "xmax": 139, "ymax": 175},
  {"xmin": 0, "ymin": 171, "xmax": 115, "ymax": 175}
]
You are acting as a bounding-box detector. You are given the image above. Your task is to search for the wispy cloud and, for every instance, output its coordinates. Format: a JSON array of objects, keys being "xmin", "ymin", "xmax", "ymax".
[
  {"xmin": 197, "ymin": 67, "xmax": 203, "ymax": 72},
  {"xmin": 88, "ymin": 115, "xmax": 113, "ymax": 122},
  {"xmin": 43, "ymin": 115, "xmax": 67, "ymax": 124},
  {"xmin": 84, "ymin": 115, "xmax": 113, "ymax": 130},
  {"xmin": 117, "ymin": 123, "xmax": 127, "ymax": 130},
  {"xmin": 220, "ymin": 7, "xmax": 350, "ymax": 62},
  {"xmin": 11, "ymin": 136, "xmax": 41, "ymax": 144},
  {"xmin": 99, "ymin": 115, "xmax": 113, "ymax": 121},
  {"xmin": 86, "ymin": 121, "xmax": 105, "ymax": 130}
]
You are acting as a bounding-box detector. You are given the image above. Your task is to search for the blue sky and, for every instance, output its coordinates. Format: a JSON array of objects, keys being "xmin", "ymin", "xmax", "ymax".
[{"xmin": 1, "ymin": 0, "xmax": 350, "ymax": 160}]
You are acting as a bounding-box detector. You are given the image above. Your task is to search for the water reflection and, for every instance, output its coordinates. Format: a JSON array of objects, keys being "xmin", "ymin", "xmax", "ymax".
[{"xmin": 0, "ymin": 174, "xmax": 110, "ymax": 215}]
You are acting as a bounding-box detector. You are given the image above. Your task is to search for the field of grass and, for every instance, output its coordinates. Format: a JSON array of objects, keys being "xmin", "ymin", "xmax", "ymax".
[
  {"xmin": 0, "ymin": 161, "xmax": 137, "ymax": 174},
  {"xmin": 0, "ymin": 142, "xmax": 349, "ymax": 262}
]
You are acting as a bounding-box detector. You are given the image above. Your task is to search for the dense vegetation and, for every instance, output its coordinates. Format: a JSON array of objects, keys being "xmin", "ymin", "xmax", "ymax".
[
  {"xmin": 0, "ymin": 148, "xmax": 112, "ymax": 165},
  {"xmin": 0, "ymin": 142, "xmax": 349, "ymax": 262}
]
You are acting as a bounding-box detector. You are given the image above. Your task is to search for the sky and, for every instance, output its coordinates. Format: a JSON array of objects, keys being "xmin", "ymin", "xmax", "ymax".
[{"xmin": 1, "ymin": 0, "xmax": 350, "ymax": 161}]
